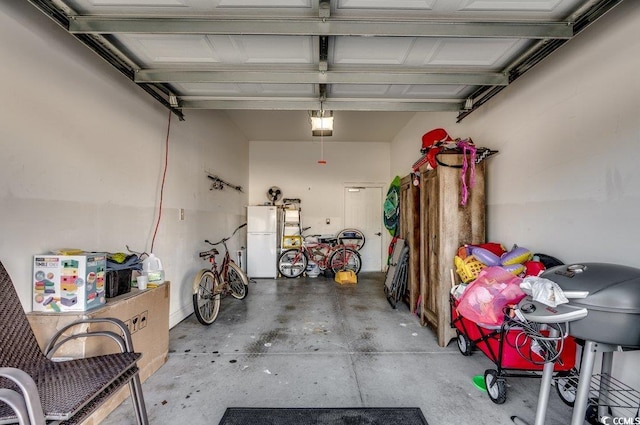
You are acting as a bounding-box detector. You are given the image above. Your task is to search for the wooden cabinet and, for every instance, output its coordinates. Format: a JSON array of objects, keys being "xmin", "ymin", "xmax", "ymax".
[{"xmin": 419, "ymin": 155, "xmax": 486, "ymax": 347}]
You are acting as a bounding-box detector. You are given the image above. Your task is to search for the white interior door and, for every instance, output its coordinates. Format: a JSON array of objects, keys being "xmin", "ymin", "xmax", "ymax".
[{"xmin": 344, "ymin": 186, "xmax": 383, "ymax": 272}]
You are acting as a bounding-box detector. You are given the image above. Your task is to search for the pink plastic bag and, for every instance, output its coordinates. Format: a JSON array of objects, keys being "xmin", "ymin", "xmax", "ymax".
[{"xmin": 456, "ymin": 266, "xmax": 525, "ymax": 327}]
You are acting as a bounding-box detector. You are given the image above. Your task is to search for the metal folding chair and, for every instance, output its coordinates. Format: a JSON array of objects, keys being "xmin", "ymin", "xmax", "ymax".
[{"xmin": 0, "ymin": 261, "xmax": 148, "ymax": 424}]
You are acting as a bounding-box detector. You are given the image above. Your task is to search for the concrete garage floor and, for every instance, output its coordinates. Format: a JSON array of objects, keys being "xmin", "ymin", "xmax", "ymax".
[{"xmin": 103, "ymin": 272, "xmax": 574, "ymax": 425}]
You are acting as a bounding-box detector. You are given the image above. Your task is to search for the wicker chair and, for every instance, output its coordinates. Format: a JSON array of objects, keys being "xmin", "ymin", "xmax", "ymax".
[{"xmin": 0, "ymin": 261, "xmax": 148, "ymax": 425}]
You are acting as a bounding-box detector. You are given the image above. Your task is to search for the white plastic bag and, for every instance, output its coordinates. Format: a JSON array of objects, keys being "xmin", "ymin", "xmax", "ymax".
[{"xmin": 520, "ymin": 276, "xmax": 568, "ymax": 307}]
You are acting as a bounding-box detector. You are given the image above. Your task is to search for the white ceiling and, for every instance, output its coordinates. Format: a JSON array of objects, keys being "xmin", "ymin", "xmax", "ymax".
[
  {"xmin": 223, "ymin": 109, "xmax": 416, "ymax": 142},
  {"xmin": 28, "ymin": 0, "xmax": 622, "ymax": 141}
]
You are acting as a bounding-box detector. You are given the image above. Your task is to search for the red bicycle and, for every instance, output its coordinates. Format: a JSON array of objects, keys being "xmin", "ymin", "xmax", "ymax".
[{"xmin": 277, "ymin": 231, "xmax": 362, "ymax": 278}]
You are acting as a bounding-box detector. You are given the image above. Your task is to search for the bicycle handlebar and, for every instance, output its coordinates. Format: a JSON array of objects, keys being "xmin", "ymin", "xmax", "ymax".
[{"xmin": 204, "ymin": 223, "xmax": 247, "ymax": 246}]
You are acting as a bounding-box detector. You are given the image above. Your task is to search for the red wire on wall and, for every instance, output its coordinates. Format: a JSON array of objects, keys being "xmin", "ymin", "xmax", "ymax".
[{"xmin": 150, "ymin": 110, "xmax": 172, "ymax": 253}]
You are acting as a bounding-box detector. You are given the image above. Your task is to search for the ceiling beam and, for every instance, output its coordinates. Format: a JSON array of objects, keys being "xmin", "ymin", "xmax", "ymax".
[
  {"xmin": 179, "ymin": 98, "xmax": 462, "ymax": 111},
  {"xmin": 135, "ymin": 69, "xmax": 508, "ymax": 86},
  {"xmin": 323, "ymin": 99, "xmax": 462, "ymax": 111},
  {"xmin": 68, "ymin": 17, "xmax": 573, "ymax": 39},
  {"xmin": 457, "ymin": 0, "xmax": 623, "ymax": 121}
]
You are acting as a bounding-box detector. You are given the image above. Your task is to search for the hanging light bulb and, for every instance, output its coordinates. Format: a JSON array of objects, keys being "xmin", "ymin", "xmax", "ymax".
[{"xmin": 310, "ymin": 110, "xmax": 333, "ymax": 137}]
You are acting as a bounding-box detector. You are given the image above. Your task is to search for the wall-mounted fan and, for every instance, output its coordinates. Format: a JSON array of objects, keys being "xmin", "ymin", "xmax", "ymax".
[{"xmin": 266, "ymin": 186, "xmax": 282, "ymax": 204}]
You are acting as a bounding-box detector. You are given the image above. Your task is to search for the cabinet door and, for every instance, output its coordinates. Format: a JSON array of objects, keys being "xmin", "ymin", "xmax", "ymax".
[
  {"xmin": 419, "ymin": 169, "xmax": 439, "ymax": 327},
  {"xmin": 423, "ymin": 170, "xmax": 440, "ymax": 328},
  {"xmin": 399, "ymin": 175, "xmax": 421, "ymax": 312}
]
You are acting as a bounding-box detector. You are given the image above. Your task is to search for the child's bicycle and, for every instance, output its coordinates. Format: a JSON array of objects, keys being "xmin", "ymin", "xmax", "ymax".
[
  {"xmin": 192, "ymin": 223, "xmax": 249, "ymax": 325},
  {"xmin": 277, "ymin": 229, "xmax": 362, "ymax": 278}
]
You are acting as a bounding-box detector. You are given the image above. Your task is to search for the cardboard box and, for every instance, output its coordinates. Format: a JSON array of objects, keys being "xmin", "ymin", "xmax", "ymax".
[
  {"xmin": 33, "ymin": 253, "xmax": 107, "ymax": 312},
  {"xmin": 27, "ymin": 282, "xmax": 170, "ymax": 424}
]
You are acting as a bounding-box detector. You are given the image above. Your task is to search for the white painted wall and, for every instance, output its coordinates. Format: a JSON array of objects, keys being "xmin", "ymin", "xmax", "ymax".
[
  {"xmin": 392, "ymin": 1, "xmax": 640, "ymax": 267},
  {"xmin": 391, "ymin": 1, "xmax": 640, "ymax": 401},
  {"xmin": 249, "ymin": 140, "xmax": 391, "ymax": 267},
  {"xmin": 0, "ymin": 3, "xmax": 249, "ymax": 327}
]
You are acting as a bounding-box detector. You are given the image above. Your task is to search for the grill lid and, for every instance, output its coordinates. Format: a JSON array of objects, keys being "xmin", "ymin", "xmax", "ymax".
[{"xmin": 542, "ymin": 263, "xmax": 640, "ymax": 314}]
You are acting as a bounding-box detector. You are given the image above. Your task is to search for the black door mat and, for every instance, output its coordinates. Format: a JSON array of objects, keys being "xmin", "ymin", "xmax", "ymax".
[{"xmin": 218, "ymin": 407, "xmax": 428, "ymax": 425}]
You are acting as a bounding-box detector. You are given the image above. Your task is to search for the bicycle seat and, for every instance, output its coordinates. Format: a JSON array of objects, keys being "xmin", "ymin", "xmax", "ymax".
[
  {"xmin": 318, "ymin": 237, "xmax": 338, "ymax": 244},
  {"xmin": 199, "ymin": 248, "xmax": 219, "ymax": 258}
]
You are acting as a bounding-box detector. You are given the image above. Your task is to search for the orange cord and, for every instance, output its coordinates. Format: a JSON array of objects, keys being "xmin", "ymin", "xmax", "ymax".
[
  {"xmin": 150, "ymin": 110, "xmax": 172, "ymax": 253},
  {"xmin": 318, "ymin": 132, "xmax": 327, "ymax": 165}
]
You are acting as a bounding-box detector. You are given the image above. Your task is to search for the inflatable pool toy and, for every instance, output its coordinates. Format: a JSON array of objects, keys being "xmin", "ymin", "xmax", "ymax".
[
  {"xmin": 384, "ymin": 176, "xmax": 401, "ymax": 236},
  {"xmin": 503, "ymin": 263, "xmax": 525, "ymax": 276},
  {"xmin": 471, "ymin": 247, "xmax": 501, "ymax": 266},
  {"xmin": 501, "ymin": 246, "xmax": 532, "ymax": 266}
]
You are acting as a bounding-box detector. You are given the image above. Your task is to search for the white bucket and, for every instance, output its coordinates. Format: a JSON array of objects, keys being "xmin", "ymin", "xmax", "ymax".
[{"xmin": 306, "ymin": 261, "xmax": 320, "ymax": 278}]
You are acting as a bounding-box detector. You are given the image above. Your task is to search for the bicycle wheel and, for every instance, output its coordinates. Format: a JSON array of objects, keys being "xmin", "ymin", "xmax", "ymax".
[
  {"xmin": 192, "ymin": 269, "xmax": 221, "ymax": 325},
  {"xmin": 329, "ymin": 247, "xmax": 362, "ymax": 275},
  {"xmin": 337, "ymin": 228, "xmax": 366, "ymax": 251},
  {"xmin": 227, "ymin": 261, "xmax": 249, "ymax": 300},
  {"xmin": 278, "ymin": 249, "xmax": 307, "ymax": 278}
]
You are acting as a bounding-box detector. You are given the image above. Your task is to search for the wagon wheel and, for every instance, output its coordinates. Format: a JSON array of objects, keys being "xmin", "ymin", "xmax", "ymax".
[
  {"xmin": 555, "ymin": 370, "xmax": 578, "ymax": 407},
  {"xmin": 484, "ymin": 369, "xmax": 507, "ymax": 404},
  {"xmin": 456, "ymin": 330, "xmax": 473, "ymax": 356}
]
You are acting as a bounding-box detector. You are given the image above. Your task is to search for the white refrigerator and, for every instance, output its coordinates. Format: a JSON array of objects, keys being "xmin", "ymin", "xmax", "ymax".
[{"xmin": 246, "ymin": 206, "xmax": 279, "ymax": 278}]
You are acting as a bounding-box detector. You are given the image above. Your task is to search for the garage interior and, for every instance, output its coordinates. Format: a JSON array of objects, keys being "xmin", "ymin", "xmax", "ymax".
[{"xmin": 1, "ymin": 0, "xmax": 639, "ymax": 424}]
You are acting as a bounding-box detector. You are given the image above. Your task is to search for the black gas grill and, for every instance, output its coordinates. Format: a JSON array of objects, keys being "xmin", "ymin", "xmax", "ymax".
[
  {"xmin": 542, "ymin": 263, "xmax": 640, "ymax": 347},
  {"xmin": 513, "ymin": 263, "xmax": 640, "ymax": 425}
]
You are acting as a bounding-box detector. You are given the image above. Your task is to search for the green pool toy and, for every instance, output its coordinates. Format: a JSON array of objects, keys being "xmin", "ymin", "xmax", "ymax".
[
  {"xmin": 473, "ymin": 375, "xmax": 486, "ymax": 392},
  {"xmin": 383, "ymin": 176, "xmax": 401, "ymax": 236}
]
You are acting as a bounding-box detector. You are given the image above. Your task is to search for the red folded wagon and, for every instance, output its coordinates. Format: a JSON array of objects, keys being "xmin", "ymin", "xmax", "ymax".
[{"xmin": 450, "ymin": 294, "xmax": 577, "ymax": 404}]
